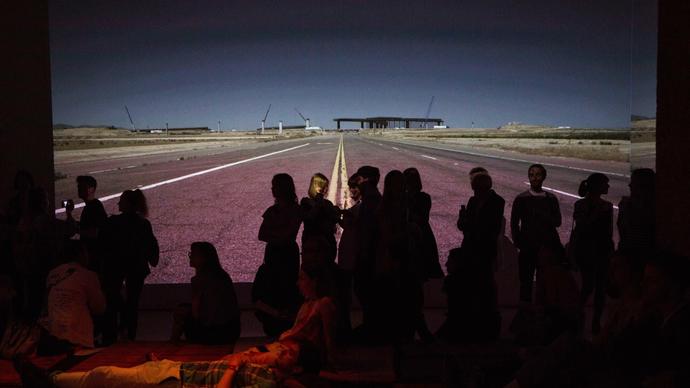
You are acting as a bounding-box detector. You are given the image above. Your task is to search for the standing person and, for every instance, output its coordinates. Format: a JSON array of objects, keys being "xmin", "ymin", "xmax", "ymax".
[
  {"xmin": 572, "ymin": 173, "xmax": 614, "ymax": 335},
  {"xmin": 12, "ymin": 187, "xmax": 57, "ymax": 318},
  {"xmin": 372, "ymin": 170, "xmax": 417, "ymax": 343},
  {"xmin": 65, "ymin": 176, "xmax": 108, "ymax": 274},
  {"xmin": 617, "ymin": 168, "xmax": 655, "ymax": 260},
  {"xmin": 300, "ymin": 173, "xmax": 340, "ymax": 265},
  {"xmin": 100, "ymin": 189, "xmax": 159, "ymax": 344},
  {"xmin": 457, "ymin": 172, "xmax": 505, "ymax": 274},
  {"xmin": 171, "ymin": 242, "xmax": 240, "ymax": 345},
  {"xmin": 403, "ymin": 167, "xmax": 443, "ymax": 342},
  {"xmin": 511, "ymin": 164, "xmax": 562, "ymax": 303},
  {"xmin": 253, "ymin": 173, "xmax": 303, "ymax": 337},
  {"xmin": 352, "ymin": 166, "xmax": 382, "ymax": 341},
  {"xmin": 335, "ymin": 173, "xmax": 362, "ymax": 340},
  {"xmin": 37, "ymin": 240, "xmax": 105, "ymax": 355}
]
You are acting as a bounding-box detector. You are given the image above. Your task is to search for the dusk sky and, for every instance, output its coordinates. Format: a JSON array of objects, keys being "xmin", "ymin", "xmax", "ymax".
[{"xmin": 49, "ymin": 0, "xmax": 657, "ymax": 130}]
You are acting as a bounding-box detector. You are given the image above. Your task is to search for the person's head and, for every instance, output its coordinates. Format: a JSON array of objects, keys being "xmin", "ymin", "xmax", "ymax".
[
  {"xmin": 356, "ymin": 165, "xmax": 380, "ymax": 187},
  {"xmin": 642, "ymin": 251, "xmax": 690, "ymax": 307},
  {"xmin": 629, "ymin": 168, "xmax": 655, "ymax": 199},
  {"xmin": 118, "ymin": 190, "xmax": 136, "ymax": 213},
  {"xmin": 347, "ymin": 173, "xmax": 361, "ymax": 201},
  {"xmin": 188, "ymin": 241, "xmax": 223, "ymax": 273},
  {"xmin": 578, "ymin": 173, "xmax": 609, "ymax": 198},
  {"xmin": 271, "ymin": 173, "xmax": 297, "ymax": 203},
  {"xmin": 382, "ymin": 170, "xmax": 405, "ymax": 204},
  {"xmin": 307, "ymin": 173, "xmax": 329, "ymax": 199},
  {"xmin": 76, "ymin": 175, "xmax": 98, "ymax": 201},
  {"xmin": 59, "ymin": 240, "xmax": 89, "ymax": 267},
  {"xmin": 528, "ymin": 164, "xmax": 547, "ymax": 190},
  {"xmin": 403, "ymin": 167, "xmax": 422, "ymax": 193},
  {"xmin": 13, "ymin": 170, "xmax": 34, "ymax": 192},
  {"xmin": 130, "ymin": 189, "xmax": 149, "ymax": 217},
  {"xmin": 470, "ymin": 173, "xmax": 492, "ymax": 195},
  {"xmin": 297, "ymin": 262, "xmax": 335, "ymax": 300},
  {"xmin": 469, "ymin": 166, "xmax": 489, "ymax": 183}
]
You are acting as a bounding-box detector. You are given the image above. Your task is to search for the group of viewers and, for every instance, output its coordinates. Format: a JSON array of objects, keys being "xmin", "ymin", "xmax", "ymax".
[{"xmin": 2, "ymin": 163, "xmax": 688, "ymax": 387}]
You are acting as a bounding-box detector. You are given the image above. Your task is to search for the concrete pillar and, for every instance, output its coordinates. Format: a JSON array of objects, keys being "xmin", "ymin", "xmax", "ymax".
[
  {"xmin": 656, "ymin": 0, "xmax": 690, "ymax": 256},
  {"xmin": 0, "ymin": 1, "xmax": 55, "ymax": 210}
]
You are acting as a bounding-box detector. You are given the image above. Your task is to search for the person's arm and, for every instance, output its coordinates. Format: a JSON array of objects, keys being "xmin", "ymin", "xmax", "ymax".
[
  {"xmin": 419, "ymin": 193, "xmax": 432, "ymax": 223},
  {"xmin": 510, "ymin": 197, "xmax": 521, "ymax": 247},
  {"xmin": 143, "ymin": 219, "xmax": 159, "ymax": 267}
]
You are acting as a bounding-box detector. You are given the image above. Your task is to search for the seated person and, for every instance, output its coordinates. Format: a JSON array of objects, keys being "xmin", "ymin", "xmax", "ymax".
[
  {"xmin": 171, "ymin": 242, "xmax": 240, "ymax": 345},
  {"xmin": 37, "ymin": 240, "xmax": 105, "ymax": 355},
  {"xmin": 17, "ymin": 262, "xmax": 337, "ymax": 388},
  {"xmin": 436, "ymin": 247, "xmax": 501, "ymax": 344}
]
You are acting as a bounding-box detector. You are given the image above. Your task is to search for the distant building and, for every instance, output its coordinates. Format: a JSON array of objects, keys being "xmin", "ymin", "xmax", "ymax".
[{"xmin": 333, "ymin": 116, "xmax": 444, "ymax": 130}]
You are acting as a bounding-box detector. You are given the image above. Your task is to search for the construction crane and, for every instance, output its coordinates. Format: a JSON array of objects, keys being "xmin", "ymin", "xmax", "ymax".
[
  {"xmin": 294, "ymin": 108, "xmax": 310, "ymax": 129},
  {"xmin": 423, "ymin": 96, "xmax": 435, "ymax": 129},
  {"xmin": 124, "ymin": 105, "xmax": 136, "ymax": 132},
  {"xmin": 260, "ymin": 104, "xmax": 271, "ymax": 134}
]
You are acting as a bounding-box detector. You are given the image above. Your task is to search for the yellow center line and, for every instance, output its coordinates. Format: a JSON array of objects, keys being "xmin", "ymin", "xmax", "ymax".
[{"xmin": 327, "ymin": 135, "xmax": 343, "ymax": 205}]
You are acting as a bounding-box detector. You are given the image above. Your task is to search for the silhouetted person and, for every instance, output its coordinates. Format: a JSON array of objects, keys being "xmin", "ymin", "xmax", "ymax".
[
  {"xmin": 37, "ymin": 240, "xmax": 105, "ymax": 356},
  {"xmin": 100, "ymin": 189, "xmax": 159, "ymax": 343},
  {"xmin": 65, "ymin": 176, "xmax": 108, "ymax": 274},
  {"xmin": 534, "ymin": 239, "xmax": 581, "ymax": 343},
  {"xmin": 573, "ymin": 173, "xmax": 613, "ymax": 335},
  {"xmin": 253, "ymin": 173, "xmax": 302, "ymax": 337},
  {"xmin": 511, "ymin": 164, "xmax": 562, "ymax": 302},
  {"xmin": 617, "ymin": 168, "xmax": 655, "ymax": 260},
  {"xmin": 436, "ymin": 245, "xmax": 501, "ymax": 344},
  {"xmin": 12, "ymin": 187, "xmax": 57, "ymax": 318},
  {"xmin": 457, "ymin": 172, "xmax": 505, "ymax": 274},
  {"xmin": 352, "ymin": 165, "xmax": 382, "ymax": 340},
  {"xmin": 5, "ymin": 170, "xmax": 34, "ymax": 228},
  {"xmin": 300, "ymin": 173, "xmax": 340, "ymax": 265},
  {"xmin": 404, "ymin": 167, "xmax": 443, "ymax": 342},
  {"xmin": 371, "ymin": 170, "xmax": 419, "ymax": 343},
  {"xmin": 335, "ymin": 173, "xmax": 361, "ymax": 340},
  {"xmin": 171, "ymin": 242, "xmax": 240, "ymax": 345}
]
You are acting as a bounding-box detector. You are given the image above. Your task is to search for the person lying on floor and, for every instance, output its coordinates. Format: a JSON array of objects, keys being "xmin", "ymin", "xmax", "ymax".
[{"xmin": 16, "ymin": 262, "xmax": 337, "ymax": 388}]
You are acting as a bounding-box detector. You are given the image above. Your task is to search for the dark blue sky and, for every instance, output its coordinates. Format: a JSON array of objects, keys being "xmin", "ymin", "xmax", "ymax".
[{"xmin": 49, "ymin": 0, "xmax": 657, "ymax": 130}]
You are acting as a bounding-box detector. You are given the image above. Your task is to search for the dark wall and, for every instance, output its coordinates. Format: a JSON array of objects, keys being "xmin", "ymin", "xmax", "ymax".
[
  {"xmin": 656, "ymin": 0, "xmax": 690, "ymax": 256},
  {"xmin": 0, "ymin": 1, "xmax": 55, "ymax": 210}
]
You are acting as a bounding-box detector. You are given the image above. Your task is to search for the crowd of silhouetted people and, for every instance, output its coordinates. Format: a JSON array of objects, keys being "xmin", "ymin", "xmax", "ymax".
[{"xmin": 3, "ymin": 163, "xmax": 690, "ymax": 387}]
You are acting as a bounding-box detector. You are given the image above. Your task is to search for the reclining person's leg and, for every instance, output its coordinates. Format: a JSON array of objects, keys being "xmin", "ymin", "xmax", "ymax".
[{"xmin": 53, "ymin": 360, "xmax": 182, "ymax": 388}]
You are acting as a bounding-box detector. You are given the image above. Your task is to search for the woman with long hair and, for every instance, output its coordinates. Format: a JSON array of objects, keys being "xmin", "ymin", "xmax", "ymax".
[
  {"xmin": 300, "ymin": 173, "xmax": 340, "ymax": 265},
  {"xmin": 572, "ymin": 173, "xmax": 614, "ymax": 335},
  {"xmin": 100, "ymin": 189, "xmax": 159, "ymax": 344},
  {"xmin": 253, "ymin": 174, "xmax": 303, "ymax": 337},
  {"xmin": 171, "ymin": 242, "xmax": 240, "ymax": 345}
]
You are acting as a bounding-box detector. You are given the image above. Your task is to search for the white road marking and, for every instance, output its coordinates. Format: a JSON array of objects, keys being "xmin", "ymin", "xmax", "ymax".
[
  {"xmin": 523, "ymin": 182, "xmax": 619, "ymax": 210},
  {"xmin": 316, "ymin": 142, "xmax": 333, "ymax": 145},
  {"xmin": 88, "ymin": 168, "xmax": 118, "ymax": 174},
  {"xmin": 371, "ymin": 138, "xmax": 630, "ymax": 178},
  {"xmin": 392, "ymin": 147, "xmax": 400, "ymax": 151},
  {"xmin": 89, "ymin": 165, "xmax": 138, "ymax": 174},
  {"xmin": 55, "ymin": 143, "xmax": 311, "ymax": 214},
  {"xmin": 421, "ymin": 154, "xmax": 438, "ymax": 160}
]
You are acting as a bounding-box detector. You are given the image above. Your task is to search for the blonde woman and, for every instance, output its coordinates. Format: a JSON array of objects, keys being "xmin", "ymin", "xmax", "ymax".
[{"xmin": 300, "ymin": 173, "xmax": 340, "ymax": 265}]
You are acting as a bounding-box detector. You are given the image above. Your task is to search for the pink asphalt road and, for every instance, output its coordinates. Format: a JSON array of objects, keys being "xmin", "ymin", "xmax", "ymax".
[{"xmin": 56, "ymin": 135, "xmax": 630, "ymax": 284}]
